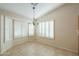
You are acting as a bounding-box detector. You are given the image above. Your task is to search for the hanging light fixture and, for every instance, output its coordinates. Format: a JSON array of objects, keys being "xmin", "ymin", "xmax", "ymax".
[{"xmin": 31, "ymin": 3, "xmax": 38, "ymax": 25}]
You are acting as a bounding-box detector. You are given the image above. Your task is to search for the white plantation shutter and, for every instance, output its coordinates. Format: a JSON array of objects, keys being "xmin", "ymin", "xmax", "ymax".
[
  {"xmin": 22, "ymin": 23, "xmax": 28, "ymax": 37},
  {"xmin": 49, "ymin": 21, "xmax": 54, "ymax": 38},
  {"xmin": 5, "ymin": 17, "xmax": 13, "ymax": 41},
  {"xmin": 28, "ymin": 23, "xmax": 34, "ymax": 36},
  {"xmin": 38, "ymin": 20, "xmax": 54, "ymax": 39},
  {"xmin": 14, "ymin": 21, "xmax": 22, "ymax": 38}
]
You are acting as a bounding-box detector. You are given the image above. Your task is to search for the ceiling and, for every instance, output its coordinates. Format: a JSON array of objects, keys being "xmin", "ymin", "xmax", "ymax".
[{"xmin": 0, "ymin": 3, "xmax": 64, "ymax": 19}]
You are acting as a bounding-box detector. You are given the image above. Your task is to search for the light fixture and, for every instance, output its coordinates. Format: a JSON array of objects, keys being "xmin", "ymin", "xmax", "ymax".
[{"xmin": 31, "ymin": 3, "xmax": 38, "ymax": 26}]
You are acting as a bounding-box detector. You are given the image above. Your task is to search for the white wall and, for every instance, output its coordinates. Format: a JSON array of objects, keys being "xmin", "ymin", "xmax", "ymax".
[{"xmin": 37, "ymin": 4, "xmax": 79, "ymax": 53}]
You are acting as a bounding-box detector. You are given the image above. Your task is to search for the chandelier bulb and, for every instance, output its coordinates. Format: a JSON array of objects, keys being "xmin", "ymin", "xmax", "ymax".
[{"xmin": 33, "ymin": 7, "xmax": 35, "ymax": 9}]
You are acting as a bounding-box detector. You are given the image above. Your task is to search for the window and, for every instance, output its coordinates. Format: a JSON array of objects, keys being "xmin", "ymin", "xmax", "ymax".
[
  {"xmin": 5, "ymin": 17, "xmax": 13, "ymax": 42},
  {"xmin": 49, "ymin": 21, "xmax": 54, "ymax": 38},
  {"xmin": 39, "ymin": 22, "xmax": 42, "ymax": 36},
  {"xmin": 28, "ymin": 23, "xmax": 34, "ymax": 36},
  {"xmin": 21, "ymin": 23, "xmax": 28, "ymax": 37},
  {"xmin": 46, "ymin": 21, "xmax": 49, "ymax": 37},
  {"xmin": 38, "ymin": 20, "xmax": 54, "ymax": 39},
  {"xmin": 14, "ymin": 21, "xmax": 22, "ymax": 38},
  {"xmin": 14, "ymin": 21, "xmax": 28, "ymax": 38},
  {"xmin": 41, "ymin": 22, "xmax": 45, "ymax": 37}
]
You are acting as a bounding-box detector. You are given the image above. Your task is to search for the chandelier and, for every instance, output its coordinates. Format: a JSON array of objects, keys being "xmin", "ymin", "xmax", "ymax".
[{"xmin": 31, "ymin": 3, "xmax": 38, "ymax": 25}]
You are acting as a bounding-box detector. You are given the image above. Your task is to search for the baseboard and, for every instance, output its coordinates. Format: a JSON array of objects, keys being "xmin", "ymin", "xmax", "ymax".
[{"xmin": 54, "ymin": 45, "xmax": 78, "ymax": 54}]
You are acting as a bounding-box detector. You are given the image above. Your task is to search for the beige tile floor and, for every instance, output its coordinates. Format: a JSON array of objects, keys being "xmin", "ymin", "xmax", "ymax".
[{"xmin": 0, "ymin": 42, "xmax": 77, "ymax": 56}]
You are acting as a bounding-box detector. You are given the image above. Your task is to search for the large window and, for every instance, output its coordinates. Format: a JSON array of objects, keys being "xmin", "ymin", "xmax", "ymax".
[
  {"xmin": 38, "ymin": 20, "xmax": 54, "ymax": 39},
  {"xmin": 14, "ymin": 21, "xmax": 28, "ymax": 38},
  {"xmin": 49, "ymin": 21, "xmax": 54, "ymax": 38},
  {"xmin": 28, "ymin": 23, "xmax": 34, "ymax": 36},
  {"xmin": 14, "ymin": 21, "xmax": 22, "ymax": 38},
  {"xmin": 21, "ymin": 23, "xmax": 28, "ymax": 37},
  {"xmin": 5, "ymin": 17, "xmax": 13, "ymax": 42}
]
